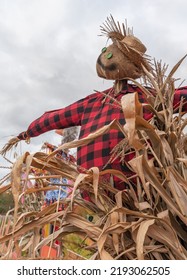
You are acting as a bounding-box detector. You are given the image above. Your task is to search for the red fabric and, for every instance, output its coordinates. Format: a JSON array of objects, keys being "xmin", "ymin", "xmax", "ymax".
[{"xmin": 18, "ymin": 84, "xmax": 187, "ymax": 189}]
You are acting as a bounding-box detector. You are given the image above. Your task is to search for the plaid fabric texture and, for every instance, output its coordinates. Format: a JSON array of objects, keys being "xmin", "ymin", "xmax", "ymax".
[{"xmin": 18, "ymin": 84, "xmax": 187, "ymax": 190}]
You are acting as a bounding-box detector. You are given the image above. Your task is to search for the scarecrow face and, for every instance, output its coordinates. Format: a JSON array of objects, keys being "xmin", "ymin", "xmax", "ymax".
[{"xmin": 96, "ymin": 43, "xmax": 143, "ymax": 80}]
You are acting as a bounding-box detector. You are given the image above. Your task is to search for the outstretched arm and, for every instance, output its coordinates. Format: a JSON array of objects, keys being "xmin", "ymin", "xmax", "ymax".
[
  {"xmin": 17, "ymin": 96, "xmax": 88, "ymax": 141},
  {"xmin": 0, "ymin": 95, "xmax": 91, "ymax": 156}
]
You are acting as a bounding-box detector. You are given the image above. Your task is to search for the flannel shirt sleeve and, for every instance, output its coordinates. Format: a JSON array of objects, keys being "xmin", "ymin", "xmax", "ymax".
[
  {"xmin": 17, "ymin": 96, "xmax": 88, "ymax": 140},
  {"xmin": 173, "ymin": 86, "xmax": 187, "ymax": 112}
]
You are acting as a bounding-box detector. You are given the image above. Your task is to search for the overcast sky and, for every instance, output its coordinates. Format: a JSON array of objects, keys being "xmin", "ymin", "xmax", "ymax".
[{"xmin": 0, "ymin": 0, "xmax": 187, "ymax": 179}]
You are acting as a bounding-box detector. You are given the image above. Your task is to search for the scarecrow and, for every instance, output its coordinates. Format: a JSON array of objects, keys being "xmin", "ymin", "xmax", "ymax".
[{"xmin": 1, "ymin": 15, "xmax": 187, "ymax": 192}]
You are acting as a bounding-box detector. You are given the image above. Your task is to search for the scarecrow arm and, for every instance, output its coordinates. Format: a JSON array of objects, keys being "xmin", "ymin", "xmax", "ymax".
[
  {"xmin": 173, "ymin": 86, "xmax": 187, "ymax": 112},
  {"xmin": 17, "ymin": 96, "xmax": 90, "ymax": 140}
]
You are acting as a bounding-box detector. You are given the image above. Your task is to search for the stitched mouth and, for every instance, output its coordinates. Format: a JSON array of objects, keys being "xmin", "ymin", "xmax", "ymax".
[{"xmin": 97, "ymin": 55, "xmax": 117, "ymax": 71}]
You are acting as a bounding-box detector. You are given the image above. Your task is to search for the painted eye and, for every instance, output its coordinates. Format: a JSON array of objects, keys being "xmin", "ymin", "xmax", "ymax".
[
  {"xmin": 101, "ymin": 47, "xmax": 107, "ymax": 53},
  {"xmin": 107, "ymin": 52, "xmax": 113, "ymax": 59}
]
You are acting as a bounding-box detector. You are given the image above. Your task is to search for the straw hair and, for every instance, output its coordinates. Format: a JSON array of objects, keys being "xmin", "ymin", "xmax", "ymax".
[{"xmin": 0, "ymin": 137, "xmax": 20, "ymax": 156}]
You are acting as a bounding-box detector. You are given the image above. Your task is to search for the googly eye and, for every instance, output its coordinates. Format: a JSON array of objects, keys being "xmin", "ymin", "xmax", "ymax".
[
  {"xmin": 107, "ymin": 52, "xmax": 113, "ymax": 59},
  {"xmin": 101, "ymin": 47, "xmax": 107, "ymax": 53}
]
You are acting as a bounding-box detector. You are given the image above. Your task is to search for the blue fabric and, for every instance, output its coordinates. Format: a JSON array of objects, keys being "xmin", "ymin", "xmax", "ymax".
[{"xmin": 45, "ymin": 177, "xmax": 69, "ymax": 203}]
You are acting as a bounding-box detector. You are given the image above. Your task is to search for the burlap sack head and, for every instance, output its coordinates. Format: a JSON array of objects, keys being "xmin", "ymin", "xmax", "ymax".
[{"xmin": 96, "ymin": 15, "xmax": 151, "ymax": 80}]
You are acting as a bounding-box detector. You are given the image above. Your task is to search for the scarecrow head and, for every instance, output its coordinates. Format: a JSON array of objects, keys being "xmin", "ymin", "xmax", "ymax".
[{"xmin": 96, "ymin": 15, "xmax": 151, "ymax": 81}]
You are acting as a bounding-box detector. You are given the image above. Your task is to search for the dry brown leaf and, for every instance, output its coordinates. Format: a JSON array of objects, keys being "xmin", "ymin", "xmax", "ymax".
[
  {"xmin": 121, "ymin": 92, "xmax": 144, "ymax": 150},
  {"xmin": 0, "ymin": 211, "xmax": 65, "ymax": 244},
  {"xmin": 111, "ymin": 212, "xmax": 119, "ymax": 254},
  {"xmin": 147, "ymin": 222, "xmax": 187, "ymax": 259},
  {"xmin": 128, "ymin": 155, "xmax": 151, "ymax": 201},
  {"xmin": 89, "ymin": 167, "xmax": 100, "ymax": 202},
  {"xmin": 136, "ymin": 219, "xmax": 155, "ymax": 260},
  {"xmin": 11, "ymin": 152, "xmax": 30, "ymax": 223},
  {"xmin": 97, "ymin": 214, "xmax": 114, "ymax": 260},
  {"xmin": 166, "ymin": 167, "xmax": 187, "ymax": 216},
  {"xmin": 71, "ymin": 173, "xmax": 89, "ymax": 209},
  {"xmin": 130, "ymin": 155, "xmax": 187, "ymax": 224}
]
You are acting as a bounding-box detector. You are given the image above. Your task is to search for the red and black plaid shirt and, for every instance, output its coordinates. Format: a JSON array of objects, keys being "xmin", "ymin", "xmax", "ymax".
[{"xmin": 18, "ymin": 84, "xmax": 187, "ymax": 190}]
